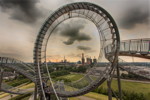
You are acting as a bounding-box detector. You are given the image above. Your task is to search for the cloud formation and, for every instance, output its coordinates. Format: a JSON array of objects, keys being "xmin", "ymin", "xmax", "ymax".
[
  {"xmin": 0, "ymin": 0, "xmax": 42, "ymax": 23},
  {"xmin": 56, "ymin": 20, "xmax": 91, "ymax": 45},
  {"xmin": 119, "ymin": 0, "xmax": 149, "ymax": 29},
  {"xmin": 63, "ymin": 33, "xmax": 91, "ymax": 45},
  {"xmin": 77, "ymin": 46, "xmax": 91, "ymax": 51}
]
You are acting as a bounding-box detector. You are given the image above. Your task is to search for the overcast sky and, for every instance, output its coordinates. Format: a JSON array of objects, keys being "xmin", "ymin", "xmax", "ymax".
[{"xmin": 0, "ymin": 0, "xmax": 149, "ymax": 62}]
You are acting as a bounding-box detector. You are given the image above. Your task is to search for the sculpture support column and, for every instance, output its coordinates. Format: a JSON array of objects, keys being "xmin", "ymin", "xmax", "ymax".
[
  {"xmin": 116, "ymin": 62, "xmax": 122, "ymax": 100},
  {"xmin": 34, "ymin": 85, "xmax": 38, "ymax": 100},
  {"xmin": 107, "ymin": 79, "xmax": 112, "ymax": 100}
]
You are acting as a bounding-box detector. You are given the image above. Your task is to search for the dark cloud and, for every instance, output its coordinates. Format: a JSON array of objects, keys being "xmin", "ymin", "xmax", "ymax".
[
  {"xmin": 56, "ymin": 20, "xmax": 91, "ymax": 45},
  {"xmin": 63, "ymin": 33, "xmax": 91, "ymax": 45},
  {"xmin": 77, "ymin": 46, "xmax": 91, "ymax": 51},
  {"xmin": 0, "ymin": 0, "xmax": 42, "ymax": 23},
  {"xmin": 119, "ymin": 0, "xmax": 149, "ymax": 29}
]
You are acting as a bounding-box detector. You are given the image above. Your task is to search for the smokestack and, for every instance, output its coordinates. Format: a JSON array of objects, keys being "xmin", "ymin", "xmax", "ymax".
[{"xmin": 81, "ymin": 53, "xmax": 85, "ymax": 65}]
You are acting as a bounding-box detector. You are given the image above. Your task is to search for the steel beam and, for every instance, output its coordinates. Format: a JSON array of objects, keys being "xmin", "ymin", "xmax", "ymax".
[
  {"xmin": 116, "ymin": 62, "xmax": 122, "ymax": 100},
  {"xmin": 0, "ymin": 68, "xmax": 4, "ymax": 90},
  {"xmin": 107, "ymin": 78, "xmax": 112, "ymax": 100}
]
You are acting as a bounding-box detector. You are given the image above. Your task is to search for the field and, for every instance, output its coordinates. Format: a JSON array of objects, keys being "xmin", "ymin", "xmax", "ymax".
[
  {"xmin": 58, "ymin": 74, "xmax": 150, "ymax": 99},
  {"xmin": 56, "ymin": 73, "xmax": 84, "ymax": 81},
  {"xmin": 57, "ymin": 73, "xmax": 150, "ymax": 94},
  {"xmin": 83, "ymin": 92, "xmax": 116, "ymax": 100},
  {"xmin": 100, "ymin": 80, "xmax": 150, "ymax": 95},
  {"xmin": 69, "ymin": 93, "xmax": 116, "ymax": 100}
]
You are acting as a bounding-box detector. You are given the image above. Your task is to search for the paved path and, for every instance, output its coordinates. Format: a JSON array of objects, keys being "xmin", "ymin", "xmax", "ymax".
[
  {"xmin": 0, "ymin": 94, "xmax": 17, "ymax": 100},
  {"xmin": 77, "ymin": 96, "xmax": 96, "ymax": 100}
]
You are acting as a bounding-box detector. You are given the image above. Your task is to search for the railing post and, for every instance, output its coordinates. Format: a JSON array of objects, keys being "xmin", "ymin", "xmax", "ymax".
[
  {"xmin": 148, "ymin": 40, "xmax": 150, "ymax": 53},
  {"xmin": 124, "ymin": 42, "xmax": 125, "ymax": 51},
  {"xmin": 140, "ymin": 39, "xmax": 142, "ymax": 53},
  {"xmin": 129, "ymin": 40, "xmax": 131, "ymax": 53},
  {"xmin": 137, "ymin": 41, "xmax": 139, "ymax": 53},
  {"xmin": 5, "ymin": 58, "xmax": 8, "ymax": 64}
]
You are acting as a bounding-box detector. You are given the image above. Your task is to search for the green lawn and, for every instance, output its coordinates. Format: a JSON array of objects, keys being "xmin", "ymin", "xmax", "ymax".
[
  {"xmin": 58, "ymin": 74, "xmax": 150, "ymax": 99},
  {"xmin": 99, "ymin": 80, "xmax": 150, "ymax": 94},
  {"xmin": 98, "ymin": 79, "xmax": 150, "ymax": 99},
  {"xmin": 59, "ymin": 74, "xmax": 150, "ymax": 94},
  {"xmin": 6, "ymin": 78, "xmax": 31, "ymax": 87},
  {"xmin": 84, "ymin": 92, "xmax": 116, "ymax": 100},
  {"xmin": 56, "ymin": 73, "xmax": 84, "ymax": 81},
  {"xmin": 69, "ymin": 97, "xmax": 80, "ymax": 100},
  {"xmin": 69, "ymin": 92, "xmax": 115, "ymax": 100}
]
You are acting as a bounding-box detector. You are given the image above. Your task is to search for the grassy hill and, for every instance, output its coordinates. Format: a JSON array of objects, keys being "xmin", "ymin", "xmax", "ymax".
[{"xmin": 57, "ymin": 74, "xmax": 150, "ymax": 99}]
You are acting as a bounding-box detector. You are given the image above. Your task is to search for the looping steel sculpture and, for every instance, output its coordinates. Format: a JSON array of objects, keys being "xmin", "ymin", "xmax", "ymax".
[
  {"xmin": 0, "ymin": 2, "xmax": 149, "ymax": 100},
  {"xmin": 34, "ymin": 2, "xmax": 120, "ymax": 99}
]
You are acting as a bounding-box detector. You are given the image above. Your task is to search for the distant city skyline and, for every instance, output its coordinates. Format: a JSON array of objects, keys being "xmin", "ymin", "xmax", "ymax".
[{"xmin": 46, "ymin": 53, "xmax": 98, "ymax": 63}]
